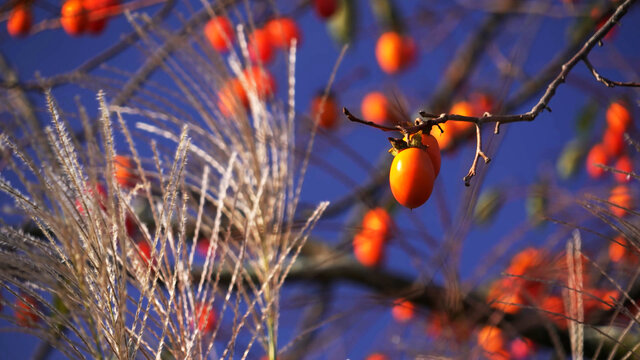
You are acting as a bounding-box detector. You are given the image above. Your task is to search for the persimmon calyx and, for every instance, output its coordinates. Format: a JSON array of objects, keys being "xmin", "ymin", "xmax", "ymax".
[{"xmin": 388, "ymin": 131, "xmax": 427, "ymax": 156}]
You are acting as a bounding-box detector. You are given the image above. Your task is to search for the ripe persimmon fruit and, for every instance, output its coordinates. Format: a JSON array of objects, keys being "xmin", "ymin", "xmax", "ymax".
[
  {"xmin": 375, "ymin": 31, "xmax": 404, "ymax": 74},
  {"xmin": 7, "ymin": 4, "xmax": 32, "ymax": 37},
  {"xmin": 85, "ymin": 0, "xmax": 117, "ymax": 34},
  {"xmin": 391, "ymin": 299, "xmax": 415, "ymax": 323},
  {"xmin": 361, "ymin": 92, "xmax": 389, "ymax": 125},
  {"xmin": 313, "ymin": 0, "xmax": 338, "ymax": 19},
  {"xmin": 311, "ymin": 93, "xmax": 339, "ymax": 129},
  {"xmin": 265, "ymin": 17, "xmax": 301, "ymax": 48},
  {"xmin": 195, "ymin": 302, "xmax": 217, "ymax": 332},
  {"xmin": 421, "ymin": 133, "xmax": 441, "ymax": 177},
  {"xmin": 248, "ymin": 28, "xmax": 274, "ymax": 64},
  {"xmin": 15, "ymin": 295, "xmax": 39, "ymax": 328},
  {"xmin": 204, "ymin": 16, "xmax": 235, "ymax": 52},
  {"xmin": 585, "ymin": 143, "xmax": 608, "ymax": 179},
  {"xmin": 353, "ymin": 231, "xmax": 384, "ymax": 267},
  {"xmin": 602, "ymin": 127, "xmax": 625, "ymax": 157},
  {"xmin": 218, "ymin": 78, "xmax": 248, "ymax": 116},
  {"xmin": 365, "ymin": 353, "xmax": 388, "ymax": 360},
  {"xmin": 477, "ymin": 326, "xmax": 504, "ymax": 353},
  {"xmin": 114, "ymin": 155, "xmax": 138, "ymax": 188},
  {"xmin": 361, "ymin": 207, "xmax": 393, "ymax": 241},
  {"xmin": 606, "ymin": 100, "xmax": 631, "ymax": 134},
  {"xmin": 61, "ymin": 0, "xmax": 88, "ymax": 36},
  {"xmin": 243, "ymin": 66, "xmax": 276, "ymax": 99},
  {"xmin": 609, "ymin": 184, "xmax": 632, "ymax": 218},
  {"xmin": 389, "ymin": 147, "xmax": 435, "ymax": 209},
  {"xmin": 614, "ymin": 155, "xmax": 632, "ymax": 183}
]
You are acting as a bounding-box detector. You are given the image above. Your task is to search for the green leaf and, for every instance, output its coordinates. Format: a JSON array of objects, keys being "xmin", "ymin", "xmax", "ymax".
[
  {"xmin": 575, "ymin": 100, "xmax": 599, "ymax": 137},
  {"xmin": 474, "ymin": 188, "xmax": 505, "ymax": 226},
  {"xmin": 328, "ymin": 0, "xmax": 356, "ymax": 45},
  {"xmin": 556, "ymin": 139, "xmax": 587, "ymax": 179},
  {"xmin": 369, "ymin": 0, "xmax": 402, "ymax": 31}
]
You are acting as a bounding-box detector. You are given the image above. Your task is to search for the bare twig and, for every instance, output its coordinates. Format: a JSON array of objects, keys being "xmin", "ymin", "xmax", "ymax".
[
  {"xmin": 583, "ymin": 57, "xmax": 640, "ymax": 88},
  {"xmin": 463, "ymin": 123, "xmax": 491, "ymax": 186},
  {"xmin": 342, "ymin": 108, "xmax": 400, "ymax": 132}
]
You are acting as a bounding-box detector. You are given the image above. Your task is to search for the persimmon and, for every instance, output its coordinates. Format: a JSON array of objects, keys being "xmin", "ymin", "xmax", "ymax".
[
  {"xmin": 314, "ymin": 0, "xmax": 338, "ymax": 19},
  {"xmin": 60, "ymin": 0, "xmax": 87, "ymax": 36},
  {"xmin": 85, "ymin": 0, "xmax": 117, "ymax": 34},
  {"xmin": 243, "ymin": 66, "xmax": 276, "ymax": 98},
  {"xmin": 136, "ymin": 240, "xmax": 152, "ymax": 266},
  {"xmin": 361, "ymin": 207, "xmax": 393, "ymax": 241},
  {"xmin": 401, "ymin": 35, "xmax": 417, "ymax": 68},
  {"xmin": 421, "ymin": 133, "xmax": 441, "ymax": 176},
  {"xmin": 218, "ymin": 78, "xmax": 248, "ymax": 116},
  {"xmin": 609, "ymin": 184, "xmax": 632, "ymax": 218},
  {"xmin": 585, "ymin": 143, "xmax": 608, "ymax": 179},
  {"xmin": 195, "ymin": 302, "xmax": 217, "ymax": 332},
  {"xmin": 391, "ymin": 299, "xmax": 415, "ymax": 323},
  {"xmin": 449, "ymin": 101, "xmax": 475, "ymax": 133},
  {"xmin": 365, "ymin": 353, "xmax": 388, "ymax": 360},
  {"xmin": 602, "ymin": 127, "xmax": 625, "ymax": 157},
  {"xmin": 248, "ymin": 29, "xmax": 274, "ymax": 64},
  {"xmin": 477, "ymin": 326, "xmax": 504, "ymax": 353},
  {"xmin": 75, "ymin": 183, "xmax": 107, "ymax": 215},
  {"xmin": 509, "ymin": 338, "xmax": 534, "ymax": 360},
  {"xmin": 311, "ymin": 93, "xmax": 338, "ymax": 129},
  {"xmin": 614, "ymin": 155, "xmax": 632, "ymax": 183},
  {"xmin": 470, "ymin": 92, "xmax": 494, "ymax": 116},
  {"xmin": 204, "ymin": 16, "xmax": 234, "ymax": 53},
  {"xmin": 431, "ymin": 123, "xmax": 455, "ymax": 150},
  {"xmin": 114, "ymin": 155, "xmax": 138, "ymax": 188},
  {"xmin": 506, "ymin": 247, "xmax": 543, "ymax": 276},
  {"xmin": 606, "ymin": 100, "xmax": 631, "ymax": 134},
  {"xmin": 487, "ymin": 279, "xmax": 523, "ymax": 314},
  {"xmin": 540, "ymin": 295, "xmax": 566, "ymax": 328},
  {"xmin": 375, "ymin": 31, "xmax": 403, "ymax": 74},
  {"xmin": 389, "ymin": 147, "xmax": 435, "ymax": 209},
  {"xmin": 609, "ymin": 236, "xmax": 628, "ymax": 263},
  {"xmin": 265, "ymin": 17, "xmax": 301, "ymax": 48},
  {"xmin": 361, "ymin": 92, "xmax": 389, "ymax": 125},
  {"xmin": 15, "ymin": 295, "xmax": 39, "ymax": 328},
  {"xmin": 7, "ymin": 4, "xmax": 32, "ymax": 37},
  {"xmin": 353, "ymin": 231, "xmax": 384, "ymax": 267},
  {"xmin": 450, "ymin": 100, "xmax": 474, "ymax": 117}
]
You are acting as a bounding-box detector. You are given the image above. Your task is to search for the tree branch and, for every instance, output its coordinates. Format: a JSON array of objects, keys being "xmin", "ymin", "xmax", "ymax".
[{"xmin": 583, "ymin": 57, "xmax": 640, "ymax": 88}]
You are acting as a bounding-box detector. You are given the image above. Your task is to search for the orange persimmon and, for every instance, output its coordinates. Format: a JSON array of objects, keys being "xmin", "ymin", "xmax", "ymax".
[
  {"xmin": 389, "ymin": 147, "xmax": 435, "ymax": 209},
  {"xmin": 311, "ymin": 94, "xmax": 339, "ymax": 129},
  {"xmin": 248, "ymin": 28, "xmax": 274, "ymax": 64},
  {"xmin": 361, "ymin": 92, "xmax": 389, "ymax": 125},
  {"xmin": 7, "ymin": 4, "xmax": 32, "ymax": 37},
  {"xmin": 15, "ymin": 295, "xmax": 39, "ymax": 328},
  {"xmin": 204, "ymin": 16, "xmax": 235, "ymax": 52},
  {"xmin": 609, "ymin": 184, "xmax": 632, "ymax": 218},
  {"xmin": 60, "ymin": 0, "xmax": 87, "ymax": 36},
  {"xmin": 353, "ymin": 231, "xmax": 384, "ymax": 267},
  {"xmin": 265, "ymin": 17, "xmax": 301, "ymax": 48},
  {"xmin": 614, "ymin": 155, "xmax": 633, "ymax": 183},
  {"xmin": 114, "ymin": 155, "xmax": 138, "ymax": 188},
  {"xmin": 391, "ymin": 299, "xmax": 415, "ymax": 323},
  {"xmin": 606, "ymin": 100, "xmax": 632, "ymax": 134},
  {"xmin": 586, "ymin": 143, "xmax": 608, "ymax": 179}
]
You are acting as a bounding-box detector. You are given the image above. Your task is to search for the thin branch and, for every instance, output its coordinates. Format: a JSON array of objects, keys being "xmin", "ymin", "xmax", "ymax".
[
  {"xmin": 342, "ymin": 108, "xmax": 400, "ymax": 132},
  {"xmin": 463, "ymin": 123, "xmax": 491, "ymax": 186},
  {"xmin": 583, "ymin": 57, "xmax": 640, "ymax": 88}
]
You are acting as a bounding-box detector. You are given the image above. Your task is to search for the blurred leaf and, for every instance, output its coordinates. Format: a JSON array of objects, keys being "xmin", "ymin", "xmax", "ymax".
[
  {"xmin": 369, "ymin": 0, "xmax": 401, "ymax": 31},
  {"xmin": 53, "ymin": 294, "xmax": 69, "ymax": 316},
  {"xmin": 474, "ymin": 187, "xmax": 505, "ymax": 226},
  {"xmin": 557, "ymin": 139, "xmax": 587, "ymax": 179},
  {"xmin": 328, "ymin": 0, "xmax": 356, "ymax": 45},
  {"xmin": 575, "ymin": 100, "xmax": 599, "ymax": 137},
  {"xmin": 526, "ymin": 182, "xmax": 548, "ymax": 227}
]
